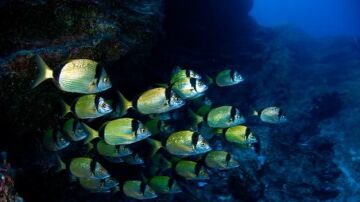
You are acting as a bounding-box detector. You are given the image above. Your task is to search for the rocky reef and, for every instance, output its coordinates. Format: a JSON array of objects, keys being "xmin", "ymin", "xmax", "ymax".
[{"xmin": 1, "ymin": 0, "xmax": 360, "ymax": 201}]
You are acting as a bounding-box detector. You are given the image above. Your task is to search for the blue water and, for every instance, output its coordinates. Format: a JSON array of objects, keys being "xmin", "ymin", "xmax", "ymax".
[{"xmin": 251, "ymin": 0, "xmax": 360, "ymax": 37}]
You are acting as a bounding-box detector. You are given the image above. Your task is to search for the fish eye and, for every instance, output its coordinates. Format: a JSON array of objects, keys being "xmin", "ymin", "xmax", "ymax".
[
  {"xmin": 103, "ymin": 77, "xmax": 109, "ymax": 83},
  {"xmin": 140, "ymin": 128, "xmax": 145, "ymax": 133},
  {"xmin": 101, "ymin": 103, "xmax": 107, "ymax": 108}
]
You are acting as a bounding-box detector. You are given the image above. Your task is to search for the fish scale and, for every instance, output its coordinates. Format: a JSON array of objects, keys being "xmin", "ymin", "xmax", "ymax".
[
  {"xmin": 75, "ymin": 95, "xmax": 102, "ymax": 119},
  {"xmin": 58, "ymin": 59, "xmax": 98, "ymax": 93},
  {"xmin": 136, "ymin": 88, "xmax": 170, "ymax": 114}
]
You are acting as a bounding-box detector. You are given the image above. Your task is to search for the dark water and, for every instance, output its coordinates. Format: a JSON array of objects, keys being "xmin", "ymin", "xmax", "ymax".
[{"xmin": 0, "ymin": 0, "xmax": 359, "ymax": 201}]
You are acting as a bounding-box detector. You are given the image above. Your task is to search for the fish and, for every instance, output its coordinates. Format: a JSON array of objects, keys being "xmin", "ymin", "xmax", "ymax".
[
  {"xmin": 221, "ymin": 125, "xmax": 259, "ymax": 149},
  {"xmin": 170, "ymin": 67, "xmax": 201, "ymax": 84},
  {"xmin": 69, "ymin": 157, "xmax": 110, "ymax": 179},
  {"xmin": 189, "ymin": 106, "xmax": 246, "ymax": 129},
  {"xmin": 96, "ymin": 140, "xmax": 133, "ymax": 158},
  {"xmin": 204, "ymin": 151, "xmax": 239, "ymax": 170},
  {"xmin": 79, "ymin": 177, "xmax": 119, "ymax": 193},
  {"xmin": 144, "ymin": 119, "xmax": 174, "ymax": 136},
  {"xmin": 253, "ymin": 107, "xmax": 287, "ymax": 124},
  {"xmin": 165, "ymin": 130, "xmax": 211, "ymax": 156},
  {"xmin": 215, "ymin": 69, "xmax": 244, "ymax": 87},
  {"xmin": 62, "ymin": 95, "xmax": 113, "ymax": 119},
  {"xmin": 117, "ymin": 88, "xmax": 185, "ymax": 115},
  {"xmin": 32, "ymin": 55, "xmax": 112, "ymax": 93},
  {"xmin": 171, "ymin": 77, "xmax": 208, "ymax": 100},
  {"xmin": 123, "ymin": 153, "xmax": 144, "ymax": 165},
  {"xmin": 149, "ymin": 176, "xmax": 182, "ymax": 194},
  {"xmin": 206, "ymin": 106, "xmax": 246, "ymax": 128},
  {"xmin": 175, "ymin": 160, "xmax": 209, "ymax": 180},
  {"xmin": 42, "ymin": 127, "xmax": 70, "ymax": 151},
  {"xmin": 84, "ymin": 118, "xmax": 151, "ymax": 145},
  {"xmin": 61, "ymin": 117, "xmax": 89, "ymax": 141},
  {"xmin": 123, "ymin": 180, "xmax": 157, "ymax": 200}
]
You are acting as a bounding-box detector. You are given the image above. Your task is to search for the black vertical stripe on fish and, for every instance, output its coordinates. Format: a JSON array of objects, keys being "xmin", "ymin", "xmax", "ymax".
[
  {"xmin": 132, "ymin": 98, "xmax": 139, "ymax": 111},
  {"xmin": 185, "ymin": 69, "xmax": 191, "ymax": 77},
  {"xmin": 225, "ymin": 153, "xmax": 231, "ymax": 167},
  {"xmin": 191, "ymin": 132, "xmax": 200, "ymax": 149},
  {"xmin": 194, "ymin": 163, "xmax": 202, "ymax": 176},
  {"xmin": 165, "ymin": 88, "xmax": 172, "ymax": 103},
  {"xmin": 53, "ymin": 129, "xmax": 61, "ymax": 147},
  {"xmin": 94, "ymin": 95, "xmax": 101, "ymax": 112},
  {"xmin": 278, "ymin": 109, "xmax": 283, "ymax": 118},
  {"xmin": 131, "ymin": 119, "xmax": 139, "ymax": 138},
  {"xmin": 190, "ymin": 78, "xmax": 198, "ymax": 92},
  {"xmin": 230, "ymin": 70, "xmax": 236, "ymax": 82},
  {"xmin": 230, "ymin": 107, "xmax": 237, "ymax": 122},
  {"xmin": 222, "ymin": 128, "xmax": 229, "ymax": 135},
  {"xmin": 115, "ymin": 145, "xmax": 121, "ymax": 154},
  {"xmin": 140, "ymin": 181, "xmax": 147, "ymax": 194},
  {"xmin": 168, "ymin": 178, "xmax": 174, "ymax": 190},
  {"xmin": 245, "ymin": 127, "xmax": 251, "ymax": 139},
  {"xmin": 90, "ymin": 159, "xmax": 97, "ymax": 174},
  {"xmin": 94, "ymin": 63, "xmax": 103, "ymax": 86}
]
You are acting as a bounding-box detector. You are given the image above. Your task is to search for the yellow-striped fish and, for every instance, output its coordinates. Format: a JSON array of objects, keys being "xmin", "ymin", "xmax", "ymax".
[
  {"xmin": 32, "ymin": 55, "xmax": 112, "ymax": 93},
  {"xmin": 117, "ymin": 88, "xmax": 185, "ymax": 115}
]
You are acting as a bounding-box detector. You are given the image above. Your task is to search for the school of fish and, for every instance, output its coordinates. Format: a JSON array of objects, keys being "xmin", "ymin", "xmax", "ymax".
[{"xmin": 33, "ymin": 55, "xmax": 287, "ymax": 199}]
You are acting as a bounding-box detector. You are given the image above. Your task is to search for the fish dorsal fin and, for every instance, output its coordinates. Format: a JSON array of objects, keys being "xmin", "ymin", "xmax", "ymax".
[
  {"xmin": 131, "ymin": 119, "xmax": 139, "ymax": 138},
  {"xmin": 190, "ymin": 78, "xmax": 198, "ymax": 92},
  {"xmin": 191, "ymin": 132, "xmax": 200, "ymax": 149},
  {"xmin": 225, "ymin": 153, "xmax": 231, "ymax": 167},
  {"xmin": 140, "ymin": 181, "xmax": 147, "ymax": 194},
  {"xmin": 194, "ymin": 162, "xmax": 202, "ymax": 176},
  {"xmin": 90, "ymin": 159, "xmax": 97, "ymax": 174}
]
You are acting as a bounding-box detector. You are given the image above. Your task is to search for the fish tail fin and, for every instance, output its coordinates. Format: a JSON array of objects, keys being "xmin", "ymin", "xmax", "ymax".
[
  {"xmin": 32, "ymin": 55, "xmax": 53, "ymax": 88},
  {"xmin": 188, "ymin": 109, "xmax": 204, "ymax": 125},
  {"xmin": 116, "ymin": 91, "xmax": 132, "ymax": 116},
  {"xmin": 60, "ymin": 99, "xmax": 71, "ymax": 117},
  {"xmin": 146, "ymin": 138, "xmax": 163, "ymax": 157},
  {"xmin": 205, "ymin": 74, "xmax": 214, "ymax": 86},
  {"xmin": 250, "ymin": 106, "xmax": 259, "ymax": 116},
  {"xmin": 83, "ymin": 123, "xmax": 99, "ymax": 144},
  {"xmin": 55, "ymin": 154, "xmax": 66, "ymax": 172}
]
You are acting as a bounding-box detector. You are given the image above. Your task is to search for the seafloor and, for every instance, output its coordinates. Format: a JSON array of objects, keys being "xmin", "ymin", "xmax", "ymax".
[{"xmin": 0, "ymin": 0, "xmax": 359, "ymax": 201}]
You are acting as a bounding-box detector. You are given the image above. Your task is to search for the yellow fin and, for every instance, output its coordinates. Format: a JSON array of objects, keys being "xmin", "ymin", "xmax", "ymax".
[
  {"xmin": 83, "ymin": 123, "xmax": 99, "ymax": 144},
  {"xmin": 116, "ymin": 91, "xmax": 132, "ymax": 116},
  {"xmin": 60, "ymin": 99, "xmax": 71, "ymax": 117},
  {"xmin": 32, "ymin": 55, "xmax": 53, "ymax": 88}
]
